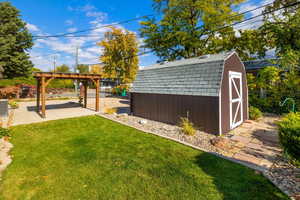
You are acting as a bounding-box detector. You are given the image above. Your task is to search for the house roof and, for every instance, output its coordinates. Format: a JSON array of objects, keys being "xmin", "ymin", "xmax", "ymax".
[
  {"xmin": 131, "ymin": 52, "xmax": 237, "ymax": 97},
  {"xmin": 243, "ymin": 59, "xmax": 277, "ymax": 71}
]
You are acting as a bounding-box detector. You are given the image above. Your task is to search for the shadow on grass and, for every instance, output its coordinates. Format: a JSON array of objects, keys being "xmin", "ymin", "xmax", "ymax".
[{"xmin": 194, "ymin": 153, "xmax": 289, "ymax": 200}]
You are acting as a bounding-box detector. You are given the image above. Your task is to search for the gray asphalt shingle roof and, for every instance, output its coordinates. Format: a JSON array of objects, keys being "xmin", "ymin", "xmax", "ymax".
[{"xmin": 131, "ymin": 52, "xmax": 235, "ymax": 97}]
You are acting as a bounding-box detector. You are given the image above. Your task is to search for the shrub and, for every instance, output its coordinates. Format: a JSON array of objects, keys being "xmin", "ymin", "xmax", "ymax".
[
  {"xmin": 0, "ymin": 86, "xmax": 20, "ymax": 99},
  {"xmin": 0, "ymin": 77, "xmax": 36, "ymax": 88},
  {"xmin": 249, "ymin": 106, "xmax": 262, "ymax": 120},
  {"xmin": 9, "ymin": 100, "xmax": 19, "ymax": 109},
  {"xmin": 278, "ymin": 112, "xmax": 300, "ymax": 166},
  {"xmin": 180, "ymin": 117, "xmax": 196, "ymax": 136},
  {"xmin": 105, "ymin": 107, "xmax": 117, "ymax": 114},
  {"xmin": 0, "ymin": 127, "xmax": 10, "ymax": 138}
]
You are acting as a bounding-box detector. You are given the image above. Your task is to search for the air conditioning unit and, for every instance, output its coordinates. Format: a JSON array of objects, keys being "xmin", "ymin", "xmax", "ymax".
[{"xmin": 0, "ymin": 99, "xmax": 8, "ymax": 117}]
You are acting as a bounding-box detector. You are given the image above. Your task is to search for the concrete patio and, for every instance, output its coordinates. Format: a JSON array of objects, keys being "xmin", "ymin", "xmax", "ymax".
[{"xmin": 11, "ymin": 97, "xmax": 129, "ymax": 126}]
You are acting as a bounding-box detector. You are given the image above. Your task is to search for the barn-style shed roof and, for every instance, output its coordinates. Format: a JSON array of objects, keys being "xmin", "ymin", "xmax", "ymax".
[{"xmin": 131, "ymin": 52, "xmax": 238, "ymax": 97}]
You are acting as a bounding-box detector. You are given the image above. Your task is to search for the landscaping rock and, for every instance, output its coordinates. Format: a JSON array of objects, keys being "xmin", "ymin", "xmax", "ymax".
[
  {"xmin": 0, "ymin": 138, "xmax": 13, "ymax": 178},
  {"xmin": 117, "ymin": 113, "xmax": 128, "ymax": 118},
  {"xmin": 139, "ymin": 119, "xmax": 147, "ymax": 125}
]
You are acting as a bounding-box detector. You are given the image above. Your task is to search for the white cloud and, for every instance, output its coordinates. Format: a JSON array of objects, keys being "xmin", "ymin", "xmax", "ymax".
[
  {"xmin": 67, "ymin": 27, "xmax": 78, "ymax": 32},
  {"xmin": 86, "ymin": 11, "xmax": 107, "ymax": 20},
  {"xmin": 234, "ymin": 0, "xmax": 275, "ymax": 34},
  {"xmin": 26, "ymin": 23, "xmax": 40, "ymax": 32},
  {"xmin": 68, "ymin": 4, "xmax": 96, "ymax": 12},
  {"xmin": 80, "ymin": 4, "xmax": 96, "ymax": 12},
  {"xmin": 65, "ymin": 20, "xmax": 74, "ymax": 26}
]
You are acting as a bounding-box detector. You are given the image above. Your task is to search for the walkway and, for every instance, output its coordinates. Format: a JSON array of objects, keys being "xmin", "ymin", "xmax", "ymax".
[{"xmin": 216, "ymin": 116, "xmax": 282, "ymax": 169}]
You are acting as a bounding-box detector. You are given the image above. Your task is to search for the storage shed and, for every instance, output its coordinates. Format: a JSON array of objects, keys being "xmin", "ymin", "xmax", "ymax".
[{"xmin": 130, "ymin": 52, "xmax": 248, "ymax": 135}]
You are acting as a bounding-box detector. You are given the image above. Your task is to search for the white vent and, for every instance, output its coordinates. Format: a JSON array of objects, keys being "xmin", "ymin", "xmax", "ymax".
[
  {"xmin": 159, "ymin": 61, "xmax": 169, "ymax": 65},
  {"xmin": 199, "ymin": 55, "xmax": 210, "ymax": 59}
]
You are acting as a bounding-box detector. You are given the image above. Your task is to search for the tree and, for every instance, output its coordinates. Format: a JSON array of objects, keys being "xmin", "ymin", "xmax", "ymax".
[
  {"xmin": 140, "ymin": 0, "xmax": 245, "ymax": 61},
  {"xmin": 98, "ymin": 27, "xmax": 139, "ymax": 84},
  {"xmin": 248, "ymin": 0, "xmax": 300, "ymax": 66},
  {"xmin": 89, "ymin": 64, "xmax": 102, "ymax": 74},
  {"xmin": 0, "ymin": 2, "xmax": 34, "ymax": 78},
  {"xmin": 76, "ymin": 64, "xmax": 89, "ymax": 74},
  {"xmin": 55, "ymin": 64, "xmax": 70, "ymax": 73}
]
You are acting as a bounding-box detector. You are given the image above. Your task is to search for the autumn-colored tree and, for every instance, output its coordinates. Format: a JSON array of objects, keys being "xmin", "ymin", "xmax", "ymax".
[
  {"xmin": 55, "ymin": 64, "xmax": 70, "ymax": 73},
  {"xmin": 76, "ymin": 64, "xmax": 89, "ymax": 74},
  {"xmin": 140, "ymin": 0, "xmax": 245, "ymax": 61},
  {"xmin": 89, "ymin": 64, "xmax": 102, "ymax": 74},
  {"xmin": 98, "ymin": 27, "xmax": 139, "ymax": 84}
]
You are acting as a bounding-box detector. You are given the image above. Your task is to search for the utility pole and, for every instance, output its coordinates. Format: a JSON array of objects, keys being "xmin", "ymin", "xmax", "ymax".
[
  {"xmin": 74, "ymin": 46, "xmax": 79, "ymax": 93},
  {"xmin": 53, "ymin": 55, "xmax": 56, "ymax": 72},
  {"xmin": 75, "ymin": 46, "xmax": 78, "ymax": 73}
]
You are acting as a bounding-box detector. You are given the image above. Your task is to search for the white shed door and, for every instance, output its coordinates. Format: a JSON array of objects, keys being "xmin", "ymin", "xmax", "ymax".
[{"xmin": 229, "ymin": 71, "xmax": 243, "ymax": 129}]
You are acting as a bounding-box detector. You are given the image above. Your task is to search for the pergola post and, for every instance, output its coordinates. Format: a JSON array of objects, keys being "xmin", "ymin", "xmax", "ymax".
[
  {"xmin": 41, "ymin": 76, "xmax": 46, "ymax": 118},
  {"xmin": 36, "ymin": 78, "xmax": 41, "ymax": 112},
  {"xmin": 84, "ymin": 81, "xmax": 88, "ymax": 108},
  {"xmin": 95, "ymin": 79, "xmax": 100, "ymax": 112}
]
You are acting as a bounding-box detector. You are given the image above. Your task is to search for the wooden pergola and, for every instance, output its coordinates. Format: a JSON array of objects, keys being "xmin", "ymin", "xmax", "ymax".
[{"xmin": 33, "ymin": 72, "xmax": 101, "ymax": 118}]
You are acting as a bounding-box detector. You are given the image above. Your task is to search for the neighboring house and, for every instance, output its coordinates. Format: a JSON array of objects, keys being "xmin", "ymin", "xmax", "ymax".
[
  {"xmin": 101, "ymin": 78, "xmax": 117, "ymax": 89},
  {"xmin": 243, "ymin": 59, "xmax": 278, "ymax": 75},
  {"xmin": 130, "ymin": 52, "xmax": 248, "ymax": 135}
]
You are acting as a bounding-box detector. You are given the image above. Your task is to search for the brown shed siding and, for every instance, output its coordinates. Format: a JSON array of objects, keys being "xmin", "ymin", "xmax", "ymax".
[
  {"xmin": 131, "ymin": 93, "xmax": 220, "ymax": 134},
  {"xmin": 220, "ymin": 53, "xmax": 248, "ymax": 133}
]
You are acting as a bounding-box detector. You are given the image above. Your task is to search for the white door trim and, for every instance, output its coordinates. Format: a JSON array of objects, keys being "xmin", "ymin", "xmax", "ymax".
[{"xmin": 229, "ymin": 71, "xmax": 243, "ymax": 129}]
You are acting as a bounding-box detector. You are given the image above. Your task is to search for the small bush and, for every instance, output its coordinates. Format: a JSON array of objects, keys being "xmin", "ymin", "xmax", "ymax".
[
  {"xmin": 105, "ymin": 107, "xmax": 117, "ymax": 114},
  {"xmin": 180, "ymin": 117, "xmax": 196, "ymax": 136},
  {"xmin": 0, "ymin": 86, "xmax": 20, "ymax": 99},
  {"xmin": 278, "ymin": 112, "xmax": 300, "ymax": 166},
  {"xmin": 9, "ymin": 100, "xmax": 19, "ymax": 109},
  {"xmin": 0, "ymin": 127, "xmax": 10, "ymax": 138},
  {"xmin": 249, "ymin": 106, "xmax": 263, "ymax": 120}
]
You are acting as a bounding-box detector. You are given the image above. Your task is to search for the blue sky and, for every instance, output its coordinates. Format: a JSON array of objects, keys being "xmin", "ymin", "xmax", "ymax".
[{"xmin": 7, "ymin": 0, "xmax": 272, "ymax": 71}]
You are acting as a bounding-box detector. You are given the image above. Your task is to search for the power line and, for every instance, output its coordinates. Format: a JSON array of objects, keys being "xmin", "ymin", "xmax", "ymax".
[
  {"xmin": 31, "ymin": 1, "xmax": 300, "ymax": 67},
  {"xmin": 30, "ymin": 43, "xmax": 98, "ymax": 59},
  {"xmin": 31, "ymin": 3, "xmax": 277, "ymax": 59},
  {"xmin": 32, "ymin": 14, "xmax": 154, "ymax": 39},
  {"xmin": 84, "ymin": 1, "xmax": 300, "ymax": 65},
  {"xmin": 31, "ymin": 1, "xmax": 275, "ymax": 39}
]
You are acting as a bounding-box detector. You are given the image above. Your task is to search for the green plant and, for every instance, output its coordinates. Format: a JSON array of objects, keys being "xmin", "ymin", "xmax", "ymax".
[
  {"xmin": 249, "ymin": 106, "xmax": 262, "ymax": 120},
  {"xmin": 0, "ymin": 127, "xmax": 10, "ymax": 138},
  {"xmin": 9, "ymin": 100, "xmax": 19, "ymax": 109},
  {"xmin": 180, "ymin": 117, "xmax": 196, "ymax": 136},
  {"xmin": 278, "ymin": 112, "xmax": 300, "ymax": 166}
]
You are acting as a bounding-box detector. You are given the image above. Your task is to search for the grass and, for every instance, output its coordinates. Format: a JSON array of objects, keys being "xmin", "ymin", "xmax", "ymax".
[{"xmin": 1, "ymin": 116, "xmax": 288, "ymax": 200}]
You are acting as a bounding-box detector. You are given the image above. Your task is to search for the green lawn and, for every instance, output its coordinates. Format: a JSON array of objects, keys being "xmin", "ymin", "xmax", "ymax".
[{"xmin": 1, "ymin": 116, "xmax": 288, "ymax": 200}]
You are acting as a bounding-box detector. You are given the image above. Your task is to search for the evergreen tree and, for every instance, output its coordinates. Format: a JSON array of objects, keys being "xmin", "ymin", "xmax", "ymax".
[{"xmin": 0, "ymin": 2, "xmax": 34, "ymax": 78}]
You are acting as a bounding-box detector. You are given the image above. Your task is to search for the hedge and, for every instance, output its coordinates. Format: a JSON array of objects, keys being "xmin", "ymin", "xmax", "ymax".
[{"xmin": 278, "ymin": 112, "xmax": 300, "ymax": 166}]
